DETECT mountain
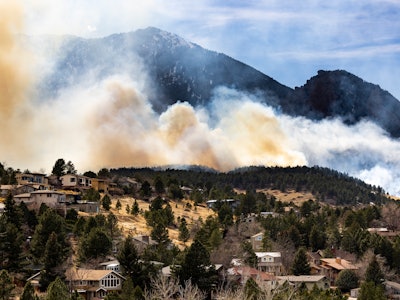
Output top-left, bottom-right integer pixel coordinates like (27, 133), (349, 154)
(283, 70), (400, 138)
(35, 27), (400, 137)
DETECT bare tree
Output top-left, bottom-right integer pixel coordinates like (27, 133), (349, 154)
(381, 202), (400, 230)
(177, 280), (204, 300)
(144, 275), (179, 300)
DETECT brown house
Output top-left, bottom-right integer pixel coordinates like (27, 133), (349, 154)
(319, 257), (358, 286)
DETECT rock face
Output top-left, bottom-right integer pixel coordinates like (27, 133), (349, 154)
(36, 27), (400, 137)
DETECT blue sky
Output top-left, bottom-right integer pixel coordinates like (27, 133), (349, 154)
(23, 0), (400, 99)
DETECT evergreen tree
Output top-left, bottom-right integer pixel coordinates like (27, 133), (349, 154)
(79, 228), (112, 260)
(151, 222), (170, 245)
(244, 277), (262, 300)
(21, 281), (39, 300)
(0, 217), (24, 271)
(335, 269), (359, 292)
(131, 200), (139, 216)
(291, 247), (311, 275)
(358, 281), (386, 300)
(107, 212), (119, 241)
(0, 270), (14, 300)
(117, 236), (142, 286)
(154, 176), (165, 195)
(102, 194), (111, 211)
(30, 209), (67, 261)
(116, 199), (122, 211)
(45, 277), (70, 300)
(51, 158), (66, 177)
(139, 181), (152, 198)
(175, 238), (217, 292)
(178, 217), (190, 242)
(242, 241), (257, 268)
(365, 255), (384, 286)
(40, 232), (64, 290)
(3, 193), (21, 229)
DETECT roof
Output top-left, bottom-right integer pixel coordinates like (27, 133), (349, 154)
(385, 281), (400, 291)
(227, 266), (276, 281)
(31, 190), (63, 195)
(255, 252), (281, 258)
(14, 193), (32, 198)
(320, 258), (357, 270)
(251, 232), (264, 238)
(278, 275), (327, 283)
(66, 269), (125, 281)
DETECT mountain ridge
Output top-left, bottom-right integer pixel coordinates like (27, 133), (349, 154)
(34, 27), (400, 138)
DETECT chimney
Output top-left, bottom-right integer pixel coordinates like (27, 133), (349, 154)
(335, 257), (341, 265)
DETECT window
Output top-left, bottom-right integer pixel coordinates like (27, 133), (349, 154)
(70, 177), (76, 182)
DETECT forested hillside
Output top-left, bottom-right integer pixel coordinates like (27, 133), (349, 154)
(111, 165), (388, 206)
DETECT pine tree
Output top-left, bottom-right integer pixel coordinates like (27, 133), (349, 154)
(358, 281), (386, 300)
(102, 194), (111, 211)
(40, 232), (64, 290)
(131, 200), (139, 216)
(0, 270), (14, 300)
(365, 255), (385, 285)
(79, 228), (112, 260)
(30, 209), (67, 261)
(117, 236), (141, 286)
(291, 247), (311, 275)
(178, 218), (190, 242)
(116, 199), (122, 211)
(175, 238), (217, 292)
(21, 281), (39, 300)
(45, 277), (70, 300)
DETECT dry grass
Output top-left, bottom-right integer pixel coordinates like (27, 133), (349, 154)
(107, 197), (216, 247)
(257, 188), (316, 206)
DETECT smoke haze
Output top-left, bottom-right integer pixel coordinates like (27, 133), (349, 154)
(2, 2), (400, 196)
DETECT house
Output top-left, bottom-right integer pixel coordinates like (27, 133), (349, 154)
(98, 260), (121, 273)
(0, 184), (36, 197)
(91, 178), (110, 193)
(250, 232), (264, 251)
(226, 266), (277, 288)
(60, 174), (92, 190)
(319, 257), (358, 286)
(308, 251), (324, 275)
(65, 268), (125, 300)
(13, 190), (67, 213)
(277, 275), (329, 290)
(16, 172), (48, 185)
(206, 199), (238, 210)
(384, 281), (400, 299)
(255, 252), (283, 275)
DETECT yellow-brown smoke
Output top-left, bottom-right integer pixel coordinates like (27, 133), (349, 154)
(0, 1), (34, 161)
(0, 1), (306, 172)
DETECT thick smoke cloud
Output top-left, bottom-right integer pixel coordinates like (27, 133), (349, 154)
(0, 2), (35, 162)
(3, 2), (400, 196)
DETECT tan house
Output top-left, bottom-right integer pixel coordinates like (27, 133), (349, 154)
(60, 174), (92, 190)
(255, 252), (283, 275)
(277, 275), (329, 290)
(14, 190), (66, 213)
(319, 257), (358, 285)
(16, 172), (49, 185)
(65, 268), (125, 300)
(250, 232), (264, 251)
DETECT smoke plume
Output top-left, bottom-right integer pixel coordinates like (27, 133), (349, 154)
(0, 1), (35, 161)
(2, 1), (400, 196)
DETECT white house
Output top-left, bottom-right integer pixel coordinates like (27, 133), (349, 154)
(255, 252), (283, 275)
